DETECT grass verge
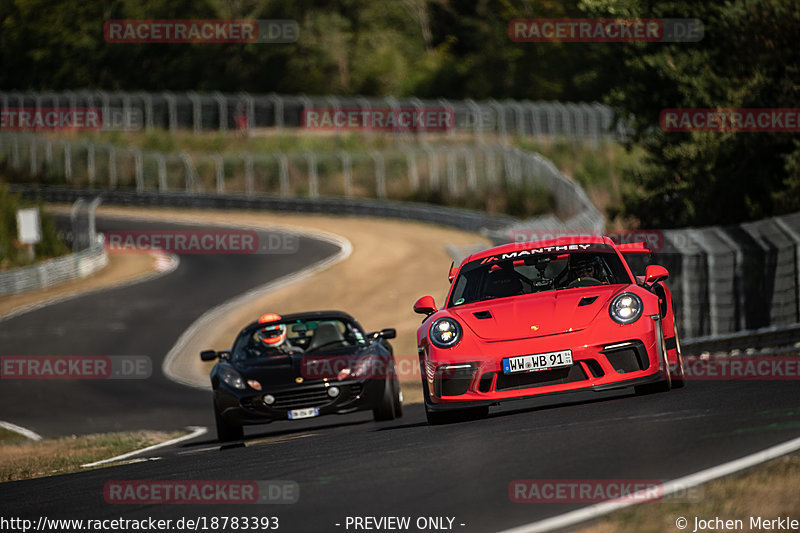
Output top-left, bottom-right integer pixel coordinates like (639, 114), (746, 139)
(576, 452), (800, 533)
(0, 430), (184, 483)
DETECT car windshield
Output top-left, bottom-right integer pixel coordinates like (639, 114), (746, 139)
(448, 244), (632, 306)
(231, 318), (365, 363)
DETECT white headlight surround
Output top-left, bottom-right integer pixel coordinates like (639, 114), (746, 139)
(429, 317), (463, 348)
(609, 292), (644, 325)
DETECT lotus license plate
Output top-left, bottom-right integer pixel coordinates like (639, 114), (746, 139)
(288, 407), (319, 420)
(503, 350), (573, 374)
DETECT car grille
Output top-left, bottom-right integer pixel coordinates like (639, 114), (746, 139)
(272, 388), (333, 409)
(495, 364), (588, 391)
(241, 383), (365, 411)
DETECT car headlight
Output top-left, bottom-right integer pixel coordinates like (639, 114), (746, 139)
(430, 317), (462, 348)
(220, 367), (246, 389)
(609, 292), (643, 324)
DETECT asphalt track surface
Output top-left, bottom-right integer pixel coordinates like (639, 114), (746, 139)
(0, 216), (341, 436)
(2, 218), (800, 533)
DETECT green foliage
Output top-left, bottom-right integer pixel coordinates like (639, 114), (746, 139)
(579, 0), (800, 227)
(0, 0), (619, 101)
(403, 183), (555, 218)
(0, 183), (69, 269)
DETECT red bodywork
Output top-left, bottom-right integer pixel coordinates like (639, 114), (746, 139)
(415, 236), (684, 416)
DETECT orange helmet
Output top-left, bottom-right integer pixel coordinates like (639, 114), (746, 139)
(257, 313), (286, 346)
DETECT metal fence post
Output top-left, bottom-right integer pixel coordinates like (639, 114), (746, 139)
(445, 147), (458, 195)
(370, 150), (386, 199)
(107, 144), (117, 188)
(213, 92), (227, 131)
(132, 147), (144, 191)
(277, 153), (290, 196)
(402, 147), (419, 192)
(11, 135), (20, 169)
(29, 136), (38, 176)
(188, 91), (202, 135)
(303, 151), (318, 198)
(422, 144), (438, 189)
(86, 142), (96, 185)
(338, 151), (353, 197)
(213, 153), (225, 193)
(163, 91), (178, 133)
(180, 152), (197, 192)
(269, 93), (284, 130)
(61, 140), (72, 182)
(774, 217), (800, 324)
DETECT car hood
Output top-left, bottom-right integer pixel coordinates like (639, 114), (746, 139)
(450, 285), (627, 342)
(233, 346), (376, 384)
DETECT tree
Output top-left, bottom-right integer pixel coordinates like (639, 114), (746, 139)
(579, 0), (800, 227)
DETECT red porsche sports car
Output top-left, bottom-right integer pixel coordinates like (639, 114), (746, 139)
(414, 236), (685, 424)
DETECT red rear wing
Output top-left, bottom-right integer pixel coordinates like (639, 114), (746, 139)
(616, 242), (652, 255)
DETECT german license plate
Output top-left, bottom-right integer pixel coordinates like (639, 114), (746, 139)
(288, 407), (319, 420)
(503, 350), (573, 374)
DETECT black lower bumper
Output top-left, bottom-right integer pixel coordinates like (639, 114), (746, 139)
(425, 371), (665, 412)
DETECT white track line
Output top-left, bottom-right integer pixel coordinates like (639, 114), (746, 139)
(498, 434), (800, 533)
(80, 425), (207, 468)
(0, 420), (43, 441)
(161, 224), (352, 389)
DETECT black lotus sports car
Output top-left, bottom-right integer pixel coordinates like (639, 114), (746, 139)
(201, 310), (402, 441)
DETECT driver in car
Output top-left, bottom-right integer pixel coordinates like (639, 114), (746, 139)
(255, 322), (303, 355)
(563, 255), (602, 287)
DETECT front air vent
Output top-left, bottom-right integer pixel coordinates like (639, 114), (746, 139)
(578, 296), (598, 307)
(473, 310), (493, 319)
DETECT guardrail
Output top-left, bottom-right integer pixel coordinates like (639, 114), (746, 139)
(8, 185), (518, 233)
(681, 323), (800, 356)
(488, 212), (800, 340)
(0, 243), (107, 296)
(0, 132), (604, 230)
(0, 90), (620, 144)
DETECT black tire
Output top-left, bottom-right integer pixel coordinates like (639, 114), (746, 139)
(373, 379), (397, 421)
(671, 325), (686, 389)
(392, 379), (403, 419)
(214, 402), (244, 442)
(635, 327), (672, 395)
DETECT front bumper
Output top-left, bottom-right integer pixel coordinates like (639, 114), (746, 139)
(215, 378), (387, 425)
(422, 315), (667, 408)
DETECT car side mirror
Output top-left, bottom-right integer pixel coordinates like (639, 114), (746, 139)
(200, 350), (218, 361)
(644, 264), (669, 284)
(413, 295), (437, 315)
